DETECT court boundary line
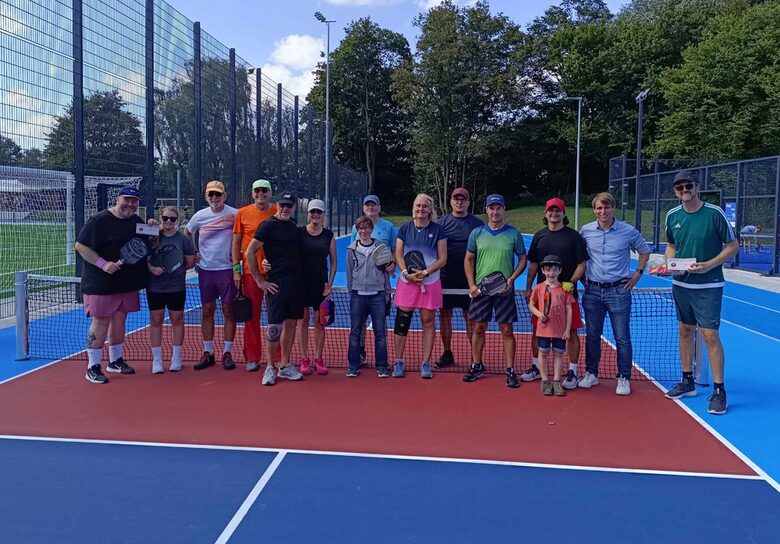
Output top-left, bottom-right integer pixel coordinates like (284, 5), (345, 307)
(214, 450), (286, 544)
(0, 434), (762, 482)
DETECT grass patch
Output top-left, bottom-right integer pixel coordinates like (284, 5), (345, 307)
(0, 224), (76, 296)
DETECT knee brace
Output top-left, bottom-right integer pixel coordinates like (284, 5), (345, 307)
(394, 309), (413, 337)
(266, 323), (282, 342)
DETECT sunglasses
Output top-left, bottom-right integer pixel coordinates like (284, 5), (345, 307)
(253, 187), (270, 193)
(309, 209), (324, 214)
(279, 203), (294, 209)
(207, 191), (223, 197)
(675, 183), (695, 191)
(161, 216), (178, 223)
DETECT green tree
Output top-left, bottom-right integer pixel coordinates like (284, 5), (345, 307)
(0, 135), (23, 165)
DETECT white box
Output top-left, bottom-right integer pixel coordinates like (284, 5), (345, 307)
(668, 258), (696, 273)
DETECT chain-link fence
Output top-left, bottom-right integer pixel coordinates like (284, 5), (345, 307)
(609, 156), (780, 275)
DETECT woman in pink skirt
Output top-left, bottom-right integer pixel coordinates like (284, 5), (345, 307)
(392, 193), (448, 379)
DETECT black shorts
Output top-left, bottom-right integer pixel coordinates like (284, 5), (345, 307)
(442, 293), (471, 312)
(468, 291), (517, 324)
(267, 280), (304, 323)
(302, 277), (327, 309)
(147, 290), (186, 312)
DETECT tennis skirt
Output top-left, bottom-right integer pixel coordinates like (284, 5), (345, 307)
(394, 279), (442, 311)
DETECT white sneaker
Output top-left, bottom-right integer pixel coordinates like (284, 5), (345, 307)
(578, 371), (599, 389)
(278, 363), (303, 381)
(246, 361), (259, 372)
(169, 360), (182, 372)
(616, 377), (631, 396)
(152, 360), (164, 374)
(262, 366), (276, 386)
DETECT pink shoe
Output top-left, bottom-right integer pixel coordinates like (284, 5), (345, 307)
(314, 357), (328, 375)
(300, 358), (313, 375)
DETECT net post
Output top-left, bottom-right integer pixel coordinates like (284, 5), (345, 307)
(693, 327), (710, 386)
(15, 272), (29, 360)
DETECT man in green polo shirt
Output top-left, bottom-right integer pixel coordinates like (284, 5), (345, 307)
(664, 170), (738, 415)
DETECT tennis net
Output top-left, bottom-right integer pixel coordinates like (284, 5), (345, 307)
(16, 273), (690, 382)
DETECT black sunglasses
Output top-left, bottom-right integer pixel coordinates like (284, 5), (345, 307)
(161, 216), (178, 222)
(207, 191), (223, 197)
(675, 183), (695, 191)
(253, 187), (270, 193)
(279, 202), (294, 209)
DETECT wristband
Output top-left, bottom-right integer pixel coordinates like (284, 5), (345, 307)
(233, 263), (241, 273)
(401, 269), (408, 277)
(423, 269), (429, 277)
(95, 257), (107, 269)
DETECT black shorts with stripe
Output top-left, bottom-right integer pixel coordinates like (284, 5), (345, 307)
(468, 290), (517, 324)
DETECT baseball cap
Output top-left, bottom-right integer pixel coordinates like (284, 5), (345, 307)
(485, 194), (505, 207)
(452, 187), (470, 199)
(540, 254), (563, 268)
(277, 193), (295, 206)
(205, 180), (225, 194)
(363, 195), (381, 205)
(118, 187), (140, 200)
(308, 199), (326, 212)
(673, 170), (697, 186)
(252, 179), (271, 191)
(545, 197), (566, 212)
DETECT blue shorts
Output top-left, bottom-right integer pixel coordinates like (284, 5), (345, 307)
(538, 337), (566, 353)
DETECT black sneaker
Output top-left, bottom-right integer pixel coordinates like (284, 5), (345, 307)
(506, 368), (520, 389)
(463, 363), (484, 382)
(665, 380), (697, 399)
(707, 388), (728, 415)
(520, 366), (541, 381)
(194, 352), (216, 370)
(106, 357), (135, 374)
(434, 350), (455, 369)
(222, 352), (236, 370)
(86, 365), (109, 384)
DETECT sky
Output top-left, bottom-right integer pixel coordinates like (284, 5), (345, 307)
(169, 0), (627, 98)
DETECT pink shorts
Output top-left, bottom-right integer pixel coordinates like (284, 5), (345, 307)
(394, 279), (442, 310)
(84, 292), (140, 318)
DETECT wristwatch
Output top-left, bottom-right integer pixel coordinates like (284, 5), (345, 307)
(636, 268), (645, 274)
(423, 269), (430, 277)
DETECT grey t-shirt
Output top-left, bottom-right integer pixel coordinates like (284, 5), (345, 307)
(148, 231), (196, 293)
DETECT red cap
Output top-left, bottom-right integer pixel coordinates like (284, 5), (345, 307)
(545, 198), (566, 212)
(451, 187), (470, 199)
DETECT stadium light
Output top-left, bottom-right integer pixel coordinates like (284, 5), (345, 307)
(315, 11), (335, 218)
(564, 96), (583, 229)
(633, 88), (651, 224)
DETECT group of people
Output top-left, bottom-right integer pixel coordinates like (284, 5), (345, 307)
(75, 169), (736, 414)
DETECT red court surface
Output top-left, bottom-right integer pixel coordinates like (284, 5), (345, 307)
(0, 360), (753, 476)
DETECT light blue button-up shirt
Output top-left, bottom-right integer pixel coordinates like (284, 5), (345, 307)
(580, 219), (651, 282)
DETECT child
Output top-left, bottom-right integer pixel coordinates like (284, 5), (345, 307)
(528, 255), (573, 396)
(346, 216), (392, 377)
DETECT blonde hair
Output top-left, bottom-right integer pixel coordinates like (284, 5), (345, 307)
(592, 192), (615, 208)
(412, 193), (437, 221)
(160, 205), (180, 219)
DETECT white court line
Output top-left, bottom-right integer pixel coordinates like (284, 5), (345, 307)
(720, 318), (780, 343)
(0, 434), (762, 482)
(214, 451), (287, 544)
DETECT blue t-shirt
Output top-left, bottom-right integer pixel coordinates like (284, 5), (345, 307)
(397, 220), (446, 285)
(438, 213), (484, 287)
(351, 218), (397, 251)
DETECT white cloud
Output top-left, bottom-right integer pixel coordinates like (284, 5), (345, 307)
(327, 0), (402, 5)
(263, 34), (323, 97)
(261, 63), (318, 98)
(418, 0), (445, 8)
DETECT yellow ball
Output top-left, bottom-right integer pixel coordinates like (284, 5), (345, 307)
(562, 281), (574, 292)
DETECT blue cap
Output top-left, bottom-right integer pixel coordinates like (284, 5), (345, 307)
(119, 187), (140, 200)
(485, 194), (505, 207)
(363, 195), (380, 205)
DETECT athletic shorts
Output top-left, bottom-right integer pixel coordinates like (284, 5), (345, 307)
(394, 278), (442, 311)
(147, 290), (186, 312)
(84, 292), (140, 318)
(672, 284), (723, 330)
(538, 337), (566, 353)
(302, 277), (327, 309)
(198, 268), (236, 304)
(267, 280), (304, 323)
(468, 291), (517, 324)
(532, 298), (583, 330)
(442, 292), (471, 312)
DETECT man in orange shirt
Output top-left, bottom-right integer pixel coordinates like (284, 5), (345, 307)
(232, 179), (278, 371)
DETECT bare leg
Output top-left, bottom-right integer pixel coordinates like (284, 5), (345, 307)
(298, 307), (310, 359)
(201, 301), (216, 343)
(439, 308), (453, 351)
(280, 319), (297, 365)
(169, 310), (184, 346)
(222, 301), (236, 342)
(678, 322), (696, 373)
(149, 309), (165, 347)
(471, 321), (487, 364)
(500, 322), (515, 368)
(421, 309), (435, 362)
(700, 328), (725, 383)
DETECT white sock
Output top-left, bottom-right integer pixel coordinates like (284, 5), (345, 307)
(172, 345), (183, 362)
(151, 346), (162, 362)
(569, 362), (578, 373)
(87, 348), (102, 369)
(204, 340), (214, 354)
(532, 357), (539, 368)
(223, 341), (233, 354)
(108, 343), (123, 362)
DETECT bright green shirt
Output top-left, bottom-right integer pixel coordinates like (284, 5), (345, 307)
(467, 224), (526, 285)
(665, 203), (735, 288)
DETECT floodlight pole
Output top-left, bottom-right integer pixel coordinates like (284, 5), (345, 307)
(634, 88), (651, 226)
(315, 11), (335, 220)
(563, 97), (583, 229)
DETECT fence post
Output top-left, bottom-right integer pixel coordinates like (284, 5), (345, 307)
(652, 160), (660, 251)
(620, 156), (628, 221)
(193, 22), (202, 191)
(734, 162), (743, 268)
(144, 0), (155, 219)
(255, 68), (262, 178)
(15, 272), (28, 360)
(276, 83), (283, 187)
(73, 0), (85, 278)
(774, 157), (780, 275)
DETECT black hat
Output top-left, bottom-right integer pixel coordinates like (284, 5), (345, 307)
(540, 254), (562, 268)
(277, 193), (295, 205)
(673, 170), (697, 186)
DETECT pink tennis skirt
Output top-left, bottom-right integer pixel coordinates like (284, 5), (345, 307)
(394, 278), (443, 310)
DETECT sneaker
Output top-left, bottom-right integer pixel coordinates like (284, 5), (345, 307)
(377, 367), (389, 378)
(392, 360), (405, 378)
(578, 371), (599, 389)
(245, 361), (259, 372)
(463, 363), (484, 382)
(359, 347), (367, 367)
(152, 360), (164, 374)
(420, 361), (433, 379)
(314, 357), (328, 375)
(506, 368), (520, 389)
(665, 380), (697, 399)
(278, 363), (303, 381)
(541, 380), (553, 396)
(561, 370), (578, 389)
(346, 368), (359, 378)
(434, 350), (455, 368)
(86, 365), (109, 384)
(616, 376), (631, 396)
(707, 388), (728, 415)
(553, 380), (566, 396)
(169, 360), (182, 372)
(262, 365), (276, 386)
(194, 352), (216, 370)
(222, 352), (236, 370)
(300, 358), (313, 375)
(521, 366), (541, 381)
(106, 358), (135, 374)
